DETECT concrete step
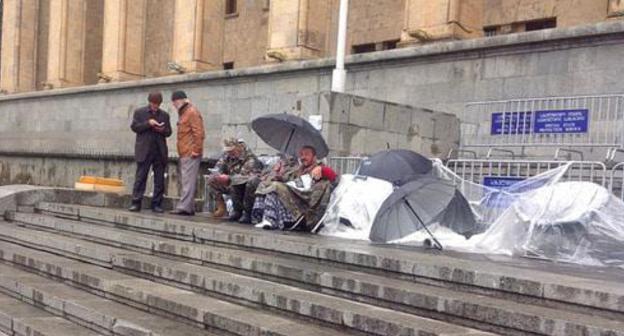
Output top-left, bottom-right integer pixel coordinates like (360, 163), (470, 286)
(0, 239), (354, 336)
(0, 292), (102, 336)
(7, 213), (624, 335)
(0, 263), (221, 336)
(6, 212), (624, 336)
(34, 202), (624, 316)
(114, 252), (624, 336)
(0, 220), (492, 336)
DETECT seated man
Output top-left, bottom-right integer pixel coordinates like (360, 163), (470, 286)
(252, 145), (338, 231)
(206, 138), (263, 223)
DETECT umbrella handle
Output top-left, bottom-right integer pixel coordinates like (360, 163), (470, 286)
(403, 199), (444, 250)
(311, 214), (326, 233)
(286, 215), (305, 231)
(283, 128), (295, 154)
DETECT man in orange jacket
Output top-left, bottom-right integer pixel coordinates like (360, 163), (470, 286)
(170, 90), (205, 215)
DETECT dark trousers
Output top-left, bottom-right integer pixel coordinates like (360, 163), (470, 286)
(230, 176), (261, 214)
(132, 151), (166, 208)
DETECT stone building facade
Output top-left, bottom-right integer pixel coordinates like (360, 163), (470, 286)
(1, 0), (623, 94)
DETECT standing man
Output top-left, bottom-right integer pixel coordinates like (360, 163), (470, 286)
(170, 90), (205, 216)
(129, 91), (172, 213)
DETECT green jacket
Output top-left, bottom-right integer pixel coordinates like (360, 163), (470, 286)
(215, 149), (263, 185)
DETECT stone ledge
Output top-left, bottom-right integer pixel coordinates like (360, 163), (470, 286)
(0, 186), (204, 215)
(1, 21), (623, 102)
(0, 150), (219, 163)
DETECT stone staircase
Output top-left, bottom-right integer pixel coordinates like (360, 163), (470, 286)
(0, 200), (623, 336)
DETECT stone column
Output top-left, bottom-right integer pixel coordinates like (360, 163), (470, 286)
(171, 0), (224, 73)
(46, 0), (103, 89)
(399, 0), (483, 46)
(608, 0), (624, 18)
(266, 0), (331, 62)
(0, 0), (40, 93)
(100, 0), (147, 82)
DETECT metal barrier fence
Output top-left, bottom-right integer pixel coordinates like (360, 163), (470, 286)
(609, 162), (624, 201)
(446, 159), (608, 201)
(459, 95), (624, 159)
(447, 159), (607, 185)
(328, 157), (364, 175)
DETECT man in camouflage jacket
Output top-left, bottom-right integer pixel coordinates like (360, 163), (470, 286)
(254, 146), (338, 231)
(207, 138), (263, 223)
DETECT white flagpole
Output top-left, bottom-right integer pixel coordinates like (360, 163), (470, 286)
(331, 0), (349, 93)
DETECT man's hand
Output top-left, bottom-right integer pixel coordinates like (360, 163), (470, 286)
(311, 166), (322, 180)
(215, 174), (230, 185)
(149, 119), (166, 133)
(272, 160), (284, 173)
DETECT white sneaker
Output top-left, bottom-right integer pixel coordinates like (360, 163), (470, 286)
(254, 219), (273, 230)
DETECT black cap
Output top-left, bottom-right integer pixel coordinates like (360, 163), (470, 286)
(171, 90), (187, 101)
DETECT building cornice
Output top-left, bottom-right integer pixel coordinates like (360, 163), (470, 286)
(1, 20), (623, 102)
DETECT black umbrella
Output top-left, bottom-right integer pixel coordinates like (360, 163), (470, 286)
(369, 176), (477, 248)
(357, 149), (432, 185)
(251, 113), (329, 159)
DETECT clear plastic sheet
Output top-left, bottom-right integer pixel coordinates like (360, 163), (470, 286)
(319, 174), (394, 240)
(473, 181), (624, 267)
(321, 161), (624, 268)
(432, 160), (571, 227)
(256, 155), (281, 170)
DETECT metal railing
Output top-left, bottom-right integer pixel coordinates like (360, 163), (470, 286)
(328, 157), (364, 175)
(608, 162), (624, 201)
(446, 159), (608, 201)
(458, 95), (624, 159)
(447, 159), (607, 184)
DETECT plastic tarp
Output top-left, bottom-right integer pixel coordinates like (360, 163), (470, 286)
(474, 181), (624, 267)
(320, 161), (624, 268)
(319, 174), (394, 240)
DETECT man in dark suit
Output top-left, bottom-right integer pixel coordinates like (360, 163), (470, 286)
(129, 91), (172, 213)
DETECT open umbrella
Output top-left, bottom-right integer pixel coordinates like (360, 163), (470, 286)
(251, 113), (329, 159)
(357, 149), (432, 185)
(369, 176), (477, 248)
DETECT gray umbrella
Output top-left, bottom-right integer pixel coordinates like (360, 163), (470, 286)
(357, 149), (432, 186)
(369, 176), (477, 247)
(251, 113), (329, 159)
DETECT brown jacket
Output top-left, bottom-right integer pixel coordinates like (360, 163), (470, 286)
(176, 103), (205, 157)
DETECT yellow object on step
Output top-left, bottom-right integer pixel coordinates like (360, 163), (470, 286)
(79, 176), (124, 187)
(74, 182), (125, 194)
(75, 176), (126, 194)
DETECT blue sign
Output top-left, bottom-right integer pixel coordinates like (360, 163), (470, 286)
(533, 109), (589, 134)
(482, 176), (525, 208)
(483, 176), (525, 189)
(490, 112), (532, 135)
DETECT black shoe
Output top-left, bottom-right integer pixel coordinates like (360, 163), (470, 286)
(228, 211), (242, 222)
(238, 212), (251, 224)
(128, 204), (141, 212)
(169, 209), (194, 216)
(151, 206), (164, 214)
